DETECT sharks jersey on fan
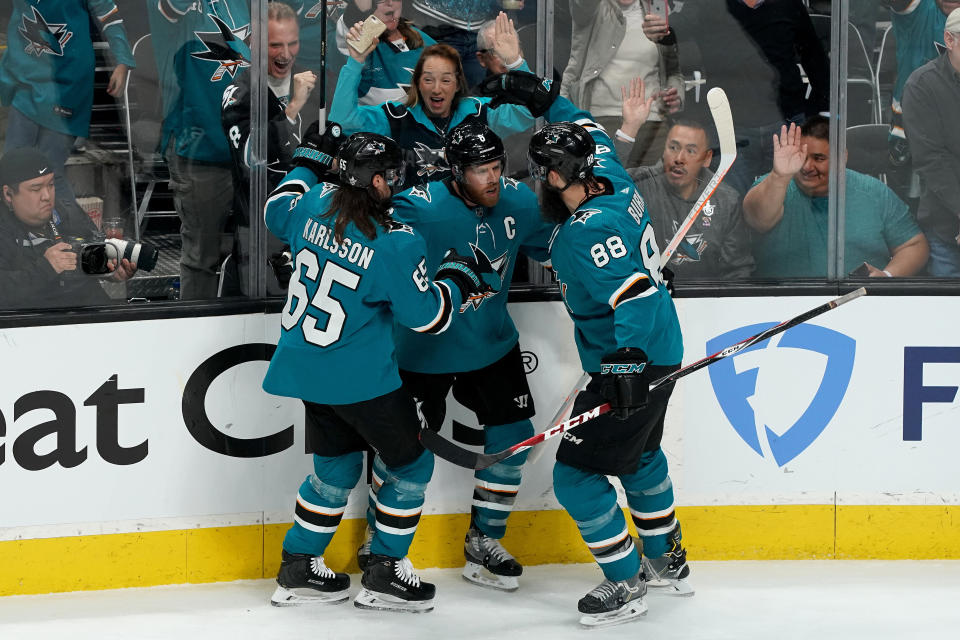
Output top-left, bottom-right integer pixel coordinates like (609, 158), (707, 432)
(411, 0), (500, 31)
(389, 177), (555, 373)
(0, 0), (135, 138)
(330, 57), (533, 186)
(262, 167), (463, 405)
(544, 97), (683, 372)
(147, 0), (251, 163)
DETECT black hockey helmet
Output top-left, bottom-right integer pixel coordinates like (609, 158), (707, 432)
(445, 122), (505, 181)
(527, 122), (596, 185)
(337, 132), (405, 191)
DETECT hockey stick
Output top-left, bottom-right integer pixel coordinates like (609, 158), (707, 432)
(660, 87), (736, 265)
(525, 371), (591, 465)
(317, 0), (328, 131)
(421, 287), (867, 470)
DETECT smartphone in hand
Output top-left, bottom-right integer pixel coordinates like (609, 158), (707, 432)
(348, 14), (387, 53)
(648, 0), (669, 28)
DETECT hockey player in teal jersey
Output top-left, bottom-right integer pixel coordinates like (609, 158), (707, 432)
(358, 121), (555, 592)
(520, 79), (692, 626)
(0, 0), (135, 208)
(330, 17), (538, 186)
(263, 129), (493, 612)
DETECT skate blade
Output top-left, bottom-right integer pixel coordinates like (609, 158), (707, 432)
(462, 561), (519, 592)
(646, 577), (695, 597)
(578, 600), (648, 628)
(270, 584), (349, 606)
(353, 588), (434, 613)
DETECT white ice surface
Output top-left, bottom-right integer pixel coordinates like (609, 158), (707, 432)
(2, 561), (959, 640)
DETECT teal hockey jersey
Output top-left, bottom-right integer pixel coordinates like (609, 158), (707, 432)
(0, 0), (135, 137)
(262, 167), (463, 405)
(147, 0), (251, 163)
(390, 177), (555, 373)
(544, 97), (683, 372)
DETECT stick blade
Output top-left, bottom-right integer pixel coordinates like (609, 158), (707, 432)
(419, 428), (481, 469)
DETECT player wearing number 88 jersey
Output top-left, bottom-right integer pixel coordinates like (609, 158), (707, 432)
(528, 94), (692, 628)
(262, 132), (487, 613)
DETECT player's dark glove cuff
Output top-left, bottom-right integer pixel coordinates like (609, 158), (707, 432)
(268, 246), (294, 290)
(600, 347), (649, 420)
(435, 247), (494, 302)
(479, 70), (561, 118)
(662, 266), (675, 296)
(292, 121), (345, 177)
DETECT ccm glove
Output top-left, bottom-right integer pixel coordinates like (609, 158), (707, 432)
(479, 70), (561, 118)
(267, 245), (294, 290)
(434, 247), (497, 302)
(292, 120), (346, 177)
(600, 348), (649, 420)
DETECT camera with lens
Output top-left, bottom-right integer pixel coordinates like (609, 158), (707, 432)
(70, 238), (159, 275)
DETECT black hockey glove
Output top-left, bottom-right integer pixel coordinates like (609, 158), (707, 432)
(267, 245), (294, 290)
(662, 266), (675, 297)
(600, 348), (649, 420)
(292, 120), (346, 178)
(434, 247), (498, 303)
(479, 70), (561, 118)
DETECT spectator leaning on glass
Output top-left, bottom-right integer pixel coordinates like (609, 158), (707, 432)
(616, 79), (753, 280)
(743, 116), (929, 279)
(0, 0), (135, 211)
(902, 8), (960, 277)
(330, 12), (537, 186)
(0, 149), (137, 310)
(561, 0), (683, 168)
(336, 0), (437, 105)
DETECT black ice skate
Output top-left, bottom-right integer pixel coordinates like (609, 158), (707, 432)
(641, 525), (694, 596)
(357, 526), (373, 571)
(353, 555), (436, 613)
(270, 550), (350, 606)
(462, 526), (522, 591)
(577, 573), (648, 628)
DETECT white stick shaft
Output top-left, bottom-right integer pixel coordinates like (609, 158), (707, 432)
(660, 87), (736, 264)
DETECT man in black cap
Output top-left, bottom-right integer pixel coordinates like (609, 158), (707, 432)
(0, 148), (136, 310)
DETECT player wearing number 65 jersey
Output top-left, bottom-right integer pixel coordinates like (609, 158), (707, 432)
(262, 130), (493, 613)
(527, 94), (692, 628)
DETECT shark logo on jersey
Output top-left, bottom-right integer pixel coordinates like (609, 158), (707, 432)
(18, 7), (72, 57)
(460, 242), (509, 311)
(413, 142), (448, 177)
(502, 176), (521, 190)
(315, 182), (337, 200)
(192, 15), (251, 81)
(382, 216), (415, 234)
(407, 184), (432, 202)
(707, 323), (856, 466)
(571, 208), (601, 225)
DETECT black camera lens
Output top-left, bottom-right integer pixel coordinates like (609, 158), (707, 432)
(105, 238), (159, 272)
(77, 243), (111, 275)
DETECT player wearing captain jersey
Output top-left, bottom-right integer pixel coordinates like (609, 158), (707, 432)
(496, 73), (692, 626)
(352, 122), (556, 592)
(262, 129), (493, 613)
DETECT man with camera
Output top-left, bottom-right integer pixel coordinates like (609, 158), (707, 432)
(0, 148), (138, 310)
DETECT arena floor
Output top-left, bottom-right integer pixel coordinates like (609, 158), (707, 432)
(2, 560), (958, 639)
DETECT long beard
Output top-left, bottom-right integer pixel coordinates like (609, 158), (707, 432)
(539, 187), (571, 224)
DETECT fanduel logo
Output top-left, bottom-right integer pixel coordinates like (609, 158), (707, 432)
(707, 323), (856, 466)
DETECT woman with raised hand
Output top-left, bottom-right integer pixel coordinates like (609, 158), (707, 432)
(330, 11), (536, 186)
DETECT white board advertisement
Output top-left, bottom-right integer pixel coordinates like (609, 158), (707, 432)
(1, 296), (958, 541)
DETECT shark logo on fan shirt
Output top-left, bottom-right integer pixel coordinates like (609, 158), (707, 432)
(192, 15), (251, 81)
(707, 323), (856, 466)
(19, 7), (72, 57)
